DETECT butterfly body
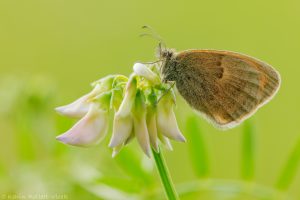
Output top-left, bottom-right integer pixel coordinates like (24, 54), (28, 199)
(160, 49), (281, 129)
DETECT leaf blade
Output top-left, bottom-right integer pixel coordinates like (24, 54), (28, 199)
(186, 116), (209, 178)
(241, 120), (256, 181)
(276, 138), (300, 190)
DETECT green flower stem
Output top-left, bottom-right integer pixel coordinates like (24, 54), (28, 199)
(152, 147), (179, 200)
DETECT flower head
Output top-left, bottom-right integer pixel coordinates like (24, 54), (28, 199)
(56, 63), (185, 157)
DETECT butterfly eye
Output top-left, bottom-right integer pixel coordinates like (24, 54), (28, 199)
(160, 49), (174, 60)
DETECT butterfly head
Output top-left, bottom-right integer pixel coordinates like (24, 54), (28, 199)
(160, 49), (175, 60)
(157, 47), (177, 83)
(156, 42), (175, 61)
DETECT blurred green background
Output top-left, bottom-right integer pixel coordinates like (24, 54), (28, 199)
(0, 0), (299, 199)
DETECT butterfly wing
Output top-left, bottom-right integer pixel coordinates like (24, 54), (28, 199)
(173, 50), (281, 129)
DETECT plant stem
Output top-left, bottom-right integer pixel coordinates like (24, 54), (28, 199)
(152, 147), (179, 200)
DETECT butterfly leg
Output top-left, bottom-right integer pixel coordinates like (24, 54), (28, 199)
(156, 81), (176, 104)
(137, 60), (163, 65)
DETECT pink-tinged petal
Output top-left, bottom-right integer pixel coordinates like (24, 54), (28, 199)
(56, 103), (109, 147)
(116, 74), (137, 117)
(147, 107), (159, 152)
(133, 63), (160, 84)
(55, 77), (114, 118)
(55, 94), (90, 118)
(109, 113), (133, 148)
(156, 93), (186, 142)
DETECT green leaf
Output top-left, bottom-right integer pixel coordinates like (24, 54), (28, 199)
(241, 120), (256, 181)
(186, 116), (209, 178)
(275, 138), (300, 190)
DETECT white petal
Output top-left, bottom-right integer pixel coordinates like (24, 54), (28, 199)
(132, 89), (151, 157)
(55, 94), (90, 118)
(109, 113), (133, 148)
(133, 63), (159, 84)
(134, 116), (151, 157)
(157, 103), (186, 142)
(56, 103), (109, 147)
(147, 109), (159, 152)
(55, 84), (104, 118)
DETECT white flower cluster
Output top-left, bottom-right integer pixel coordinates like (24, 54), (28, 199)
(56, 63), (186, 157)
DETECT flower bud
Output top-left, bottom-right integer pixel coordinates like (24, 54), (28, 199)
(116, 74), (137, 117)
(133, 63), (160, 85)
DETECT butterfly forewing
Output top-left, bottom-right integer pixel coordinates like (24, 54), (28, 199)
(172, 50), (280, 129)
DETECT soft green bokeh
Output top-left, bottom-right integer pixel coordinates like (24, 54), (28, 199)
(0, 0), (299, 199)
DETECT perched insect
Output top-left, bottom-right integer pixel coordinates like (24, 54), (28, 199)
(159, 48), (281, 129)
(141, 26), (281, 129)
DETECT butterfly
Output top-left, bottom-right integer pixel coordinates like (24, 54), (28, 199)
(159, 48), (281, 129)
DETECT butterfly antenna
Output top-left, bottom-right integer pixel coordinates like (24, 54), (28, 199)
(140, 25), (167, 51)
